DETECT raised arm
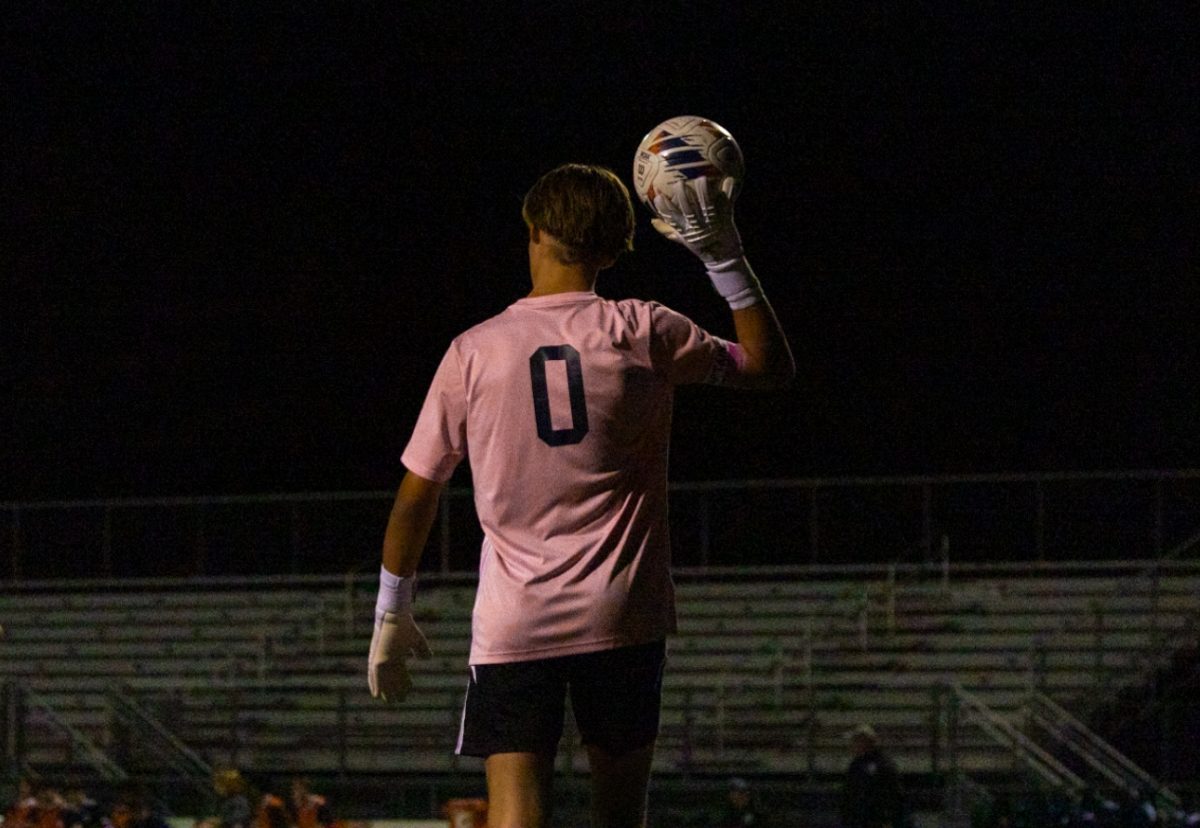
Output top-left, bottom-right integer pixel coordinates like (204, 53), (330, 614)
(652, 177), (795, 389)
(730, 297), (795, 389)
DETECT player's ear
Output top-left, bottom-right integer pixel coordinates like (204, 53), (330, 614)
(529, 224), (541, 244)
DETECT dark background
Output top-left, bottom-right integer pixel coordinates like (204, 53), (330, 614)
(3, 3), (1197, 501)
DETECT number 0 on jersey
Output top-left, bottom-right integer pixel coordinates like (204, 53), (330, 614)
(529, 345), (589, 446)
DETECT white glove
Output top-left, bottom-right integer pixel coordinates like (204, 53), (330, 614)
(652, 178), (764, 310)
(368, 566), (432, 702)
(651, 176), (743, 264)
(368, 610), (432, 702)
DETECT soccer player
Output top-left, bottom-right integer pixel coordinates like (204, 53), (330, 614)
(368, 163), (793, 828)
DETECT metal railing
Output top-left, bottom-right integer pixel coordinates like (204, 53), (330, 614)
(946, 683), (1087, 795)
(1023, 691), (1181, 808)
(2, 470), (1198, 580)
(2, 682), (128, 784)
(106, 684), (214, 797)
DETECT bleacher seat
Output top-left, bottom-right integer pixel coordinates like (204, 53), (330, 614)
(1, 563), (1197, 779)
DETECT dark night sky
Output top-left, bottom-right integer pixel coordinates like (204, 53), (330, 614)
(3, 3), (1197, 501)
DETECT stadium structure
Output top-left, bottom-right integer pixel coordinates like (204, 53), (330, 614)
(1, 470), (1198, 825)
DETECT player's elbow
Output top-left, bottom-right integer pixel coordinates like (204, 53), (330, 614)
(741, 351), (795, 390)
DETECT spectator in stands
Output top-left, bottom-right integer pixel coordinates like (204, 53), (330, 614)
(108, 785), (169, 828)
(197, 770), (289, 828)
(61, 786), (100, 828)
(289, 777), (334, 828)
(255, 790), (289, 828)
(713, 777), (769, 827)
(107, 801), (136, 828)
(32, 785), (67, 828)
(839, 724), (907, 828)
(5, 777), (37, 828)
(197, 769), (253, 828)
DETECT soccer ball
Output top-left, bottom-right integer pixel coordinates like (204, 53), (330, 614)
(632, 116), (744, 211)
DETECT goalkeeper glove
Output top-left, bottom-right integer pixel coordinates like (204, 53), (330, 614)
(367, 566), (432, 703)
(651, 177), (763, 310)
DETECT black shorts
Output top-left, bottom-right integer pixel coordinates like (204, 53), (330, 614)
(456, 639), (667, 758)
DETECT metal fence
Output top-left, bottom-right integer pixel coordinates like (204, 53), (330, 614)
(2, 470), (1198, 580)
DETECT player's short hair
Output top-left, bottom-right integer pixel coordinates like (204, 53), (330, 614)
(522, 163), (635, 266)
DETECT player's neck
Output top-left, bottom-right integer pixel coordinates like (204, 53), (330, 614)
(528, 262), (597, 297)
(527, 230), (598, 296)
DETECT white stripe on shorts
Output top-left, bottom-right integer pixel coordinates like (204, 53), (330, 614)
(455, 666), (477, 755)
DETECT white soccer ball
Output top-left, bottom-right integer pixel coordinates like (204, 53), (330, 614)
(632, 116), (744, 212)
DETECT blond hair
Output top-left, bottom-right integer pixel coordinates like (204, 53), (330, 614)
(522, 164), (635, 265)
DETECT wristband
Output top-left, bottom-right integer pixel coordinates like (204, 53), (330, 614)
(706, 256), (764, 310)
(375, 565), (415, 621)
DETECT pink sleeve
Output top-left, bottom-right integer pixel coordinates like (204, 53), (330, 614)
(649, 303), (745, 386)
(400, 344), (468, 482)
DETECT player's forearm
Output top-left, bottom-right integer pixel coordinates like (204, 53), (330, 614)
(730, 296), (795, 390)
(381, 471), (443, 577)
(701, 253), (794, 388)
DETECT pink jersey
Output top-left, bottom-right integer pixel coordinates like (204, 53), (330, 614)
(402, 290), (738, 664)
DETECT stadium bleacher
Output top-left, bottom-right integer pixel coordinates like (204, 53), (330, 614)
(2, 562), (1197, 792)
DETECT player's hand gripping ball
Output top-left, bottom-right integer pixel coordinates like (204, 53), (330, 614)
(634, 117), (745, 263)
(650, 177), (743, 264)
